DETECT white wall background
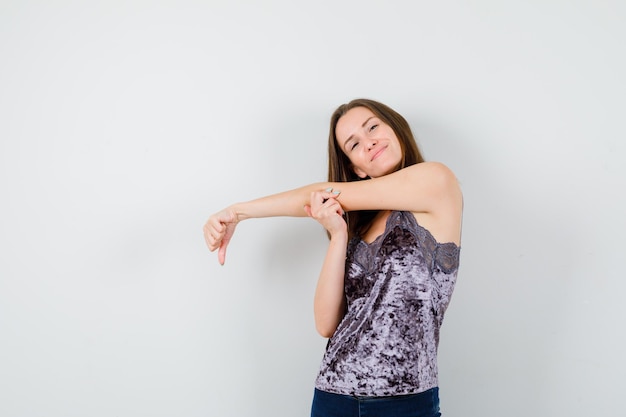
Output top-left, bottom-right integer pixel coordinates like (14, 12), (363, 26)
(1, 1), (624, 416)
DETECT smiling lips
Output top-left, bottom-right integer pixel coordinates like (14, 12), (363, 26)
(371, 145), (387, 161)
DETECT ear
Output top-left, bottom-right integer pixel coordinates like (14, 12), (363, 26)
(352, 165), (368, 179)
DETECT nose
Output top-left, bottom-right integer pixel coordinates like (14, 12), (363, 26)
(366, 138), (378, 150)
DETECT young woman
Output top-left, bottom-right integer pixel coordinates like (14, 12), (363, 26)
(204, 99), (463, 417)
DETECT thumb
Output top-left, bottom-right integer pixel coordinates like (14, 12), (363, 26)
(218, 241), (228, 265)
(217, 224), (234, 265)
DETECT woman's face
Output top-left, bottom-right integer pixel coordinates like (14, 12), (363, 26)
(335, 106), (403, 179)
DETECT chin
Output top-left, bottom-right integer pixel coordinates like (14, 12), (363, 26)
(383, 162), (403, 176)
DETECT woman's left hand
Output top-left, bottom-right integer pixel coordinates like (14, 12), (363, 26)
(304, 189), (347, 237)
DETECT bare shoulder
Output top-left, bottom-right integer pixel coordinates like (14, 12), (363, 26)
(401, 162), (461, 202)
(402, 161), (458, 183)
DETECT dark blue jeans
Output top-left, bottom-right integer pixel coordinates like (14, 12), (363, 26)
(311, 387), (441, 417)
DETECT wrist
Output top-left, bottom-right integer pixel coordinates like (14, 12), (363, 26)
(225, 203), (245, 223)
(328, 228), (348, 243)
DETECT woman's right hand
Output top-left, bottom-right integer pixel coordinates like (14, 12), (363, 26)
(304, 189), (347, 237)
(203, 207), (239, 265)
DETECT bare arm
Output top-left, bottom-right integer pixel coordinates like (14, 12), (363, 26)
(335, 162), (459, 214)
(313, 232), (347, 337)
(203, 161), (461, 263)
(305, 190), (349, 337)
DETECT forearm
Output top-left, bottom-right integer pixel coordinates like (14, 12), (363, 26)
(230, 182), (332, 221)
(314, 232), (348, 338)
(205, 183), (338, 265)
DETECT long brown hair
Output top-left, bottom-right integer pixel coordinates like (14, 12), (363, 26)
(327, 99), (425, 239)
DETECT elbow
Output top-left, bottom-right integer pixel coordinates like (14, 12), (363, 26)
(314, 296), (345, 338)
(316, 324), (336, 339)
(315, 318), (339, 338)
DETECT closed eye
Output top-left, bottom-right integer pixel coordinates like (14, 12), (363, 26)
(351, 141), (359, 150)
(369, 124), (378, 131)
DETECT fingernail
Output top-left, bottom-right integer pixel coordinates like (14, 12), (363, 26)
(324, 187), (333, 192)
(332, 190), (341, 195)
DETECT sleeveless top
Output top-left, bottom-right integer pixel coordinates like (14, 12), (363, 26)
(314, 210), (460, 397)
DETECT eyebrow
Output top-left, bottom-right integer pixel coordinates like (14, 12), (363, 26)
(343, 116), (375, 150)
